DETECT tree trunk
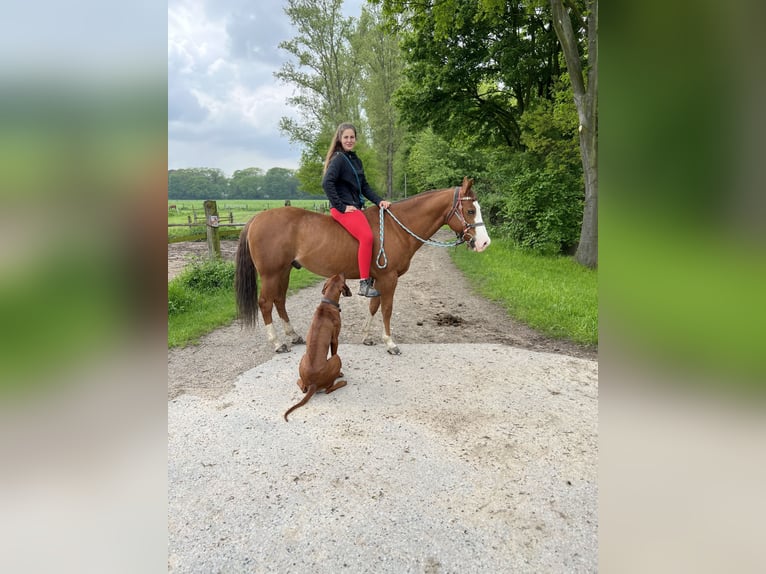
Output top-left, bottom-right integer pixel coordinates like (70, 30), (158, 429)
(550, 0), (598, 268)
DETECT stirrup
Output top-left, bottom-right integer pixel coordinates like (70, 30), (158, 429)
(359, 279), (380, 298)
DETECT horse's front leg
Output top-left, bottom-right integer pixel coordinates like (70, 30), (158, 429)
(361, 297), (380, 346)
(367, 276), (400, 355)
(379, 290), (401, 355)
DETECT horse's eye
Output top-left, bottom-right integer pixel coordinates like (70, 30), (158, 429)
(467, 209), (475, 215)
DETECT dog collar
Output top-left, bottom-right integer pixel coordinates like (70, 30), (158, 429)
(320, 297), (340, 310)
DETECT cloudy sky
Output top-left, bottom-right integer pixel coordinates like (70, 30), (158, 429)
(168, 0), (363, 176)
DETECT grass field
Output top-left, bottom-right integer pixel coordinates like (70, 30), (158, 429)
(168, 199), (329, 242)
(450, 237), (598, 345)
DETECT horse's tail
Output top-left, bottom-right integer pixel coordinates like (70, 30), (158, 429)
(284, 384), (317, 422)
(235, 219), (259, 327)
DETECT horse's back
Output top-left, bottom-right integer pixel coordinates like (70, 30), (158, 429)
(247, 207), (318, 240)
(247, 207), (361, 277)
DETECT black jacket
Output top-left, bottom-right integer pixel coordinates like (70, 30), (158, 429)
(322, 151), (384, 213)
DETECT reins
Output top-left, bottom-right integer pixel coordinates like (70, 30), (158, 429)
(375, 187), (476, 269)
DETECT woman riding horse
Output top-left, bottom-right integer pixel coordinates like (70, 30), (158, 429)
(322, 123), (391, 297)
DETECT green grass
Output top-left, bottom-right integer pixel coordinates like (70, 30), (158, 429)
(167, 199), (328, 241)
(168, 259), (322, 348)
(450, 237), (598, 346)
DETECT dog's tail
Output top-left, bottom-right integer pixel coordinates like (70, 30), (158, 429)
(284, 385), (317, 422)
(235, 218), (259, 327)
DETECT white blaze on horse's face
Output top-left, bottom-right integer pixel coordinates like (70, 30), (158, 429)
(471, 201), (491, 252)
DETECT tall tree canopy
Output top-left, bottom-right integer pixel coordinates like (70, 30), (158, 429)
(380, 0), (563, 150)
(356, 5), (406, 197)
(276, 0), (362, 147)
(377, 0), (597, 267)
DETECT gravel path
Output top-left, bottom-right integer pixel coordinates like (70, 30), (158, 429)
(168, 232), (598, 572)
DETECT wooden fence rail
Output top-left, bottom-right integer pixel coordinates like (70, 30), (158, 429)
(166, 200), (229, 258)
(168, 200), (330, 259)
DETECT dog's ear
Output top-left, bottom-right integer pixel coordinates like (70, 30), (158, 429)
(321, 280), (329, 294)
(342, 283), (352, 297)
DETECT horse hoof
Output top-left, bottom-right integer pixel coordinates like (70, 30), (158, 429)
(387, 346), (401, 355)
(362, 338), (375, 346)
(291, 336), (305, 345)
(275, 344), (290, 353)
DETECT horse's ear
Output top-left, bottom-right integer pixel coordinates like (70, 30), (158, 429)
(462, 176), (474, 190)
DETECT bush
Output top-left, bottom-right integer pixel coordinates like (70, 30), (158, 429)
(168, 281), (196, 316)
(481, 152), (583, 255)
(502, 163), (583, 255)
(178, 258), (235, 293)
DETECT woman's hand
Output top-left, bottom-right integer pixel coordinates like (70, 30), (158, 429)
(345, 205), (357, 212)
(379, 201), (391, 210)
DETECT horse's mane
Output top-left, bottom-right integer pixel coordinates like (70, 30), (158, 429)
(389, 186), (454, 207)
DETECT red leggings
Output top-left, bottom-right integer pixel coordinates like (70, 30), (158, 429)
(330, 208), (373, 278)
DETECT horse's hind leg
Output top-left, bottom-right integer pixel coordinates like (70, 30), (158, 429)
(274, 268), (305, 346)
(275, 299), (304, 345)
(259, 274), (290, 353)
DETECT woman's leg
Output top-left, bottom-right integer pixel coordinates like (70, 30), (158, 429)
(330, 208), (373, 278)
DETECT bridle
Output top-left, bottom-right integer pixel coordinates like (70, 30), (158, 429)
(445, 186), (485, 248)
(375, 185), (485, 269)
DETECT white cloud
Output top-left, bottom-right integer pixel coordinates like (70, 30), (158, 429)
(168, 0), (302, 175)
(168, 0), (366, 175)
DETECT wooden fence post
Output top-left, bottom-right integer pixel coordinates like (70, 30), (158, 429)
(204, 200), (221, 259)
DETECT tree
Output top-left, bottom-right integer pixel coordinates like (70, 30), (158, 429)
(406, 128), (488, 192)
(229, 167), (264, 199)
(262, 167), (300, 199)
(276, 0), (362, 148)
(379, 0), (562, 150)
(356, 5), (406, 198)
(168, 168), (228, 199)
(379, 0), (597, 266)
(549, 0), (597, 268)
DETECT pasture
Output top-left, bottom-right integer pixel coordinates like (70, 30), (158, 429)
(168, 199), (329, 242)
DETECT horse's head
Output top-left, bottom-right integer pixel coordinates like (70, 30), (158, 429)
(445, 177), (491, 252)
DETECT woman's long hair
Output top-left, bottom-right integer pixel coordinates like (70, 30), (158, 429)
(323, 122), (356, 174)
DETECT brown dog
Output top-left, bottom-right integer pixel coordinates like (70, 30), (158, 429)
(284, 273), (352, 421)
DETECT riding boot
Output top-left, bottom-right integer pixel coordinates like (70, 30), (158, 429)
(359, 278), (380, 298)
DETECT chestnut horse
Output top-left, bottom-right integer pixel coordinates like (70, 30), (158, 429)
(235, 176), (491, 355)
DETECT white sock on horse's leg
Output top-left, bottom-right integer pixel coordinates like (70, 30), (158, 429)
(382, 333), (399, 353)
(264, 323), (282, 351)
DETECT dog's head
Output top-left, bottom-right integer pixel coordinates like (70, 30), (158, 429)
(321, 273), (352, 301)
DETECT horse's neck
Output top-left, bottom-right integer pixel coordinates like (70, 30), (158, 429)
(387, 189), (452, 249)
